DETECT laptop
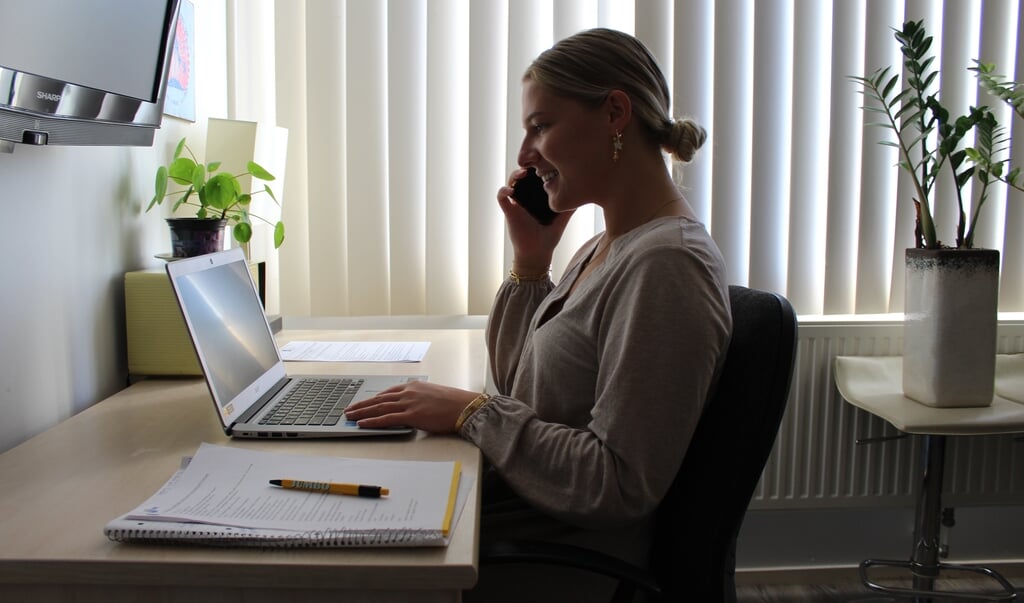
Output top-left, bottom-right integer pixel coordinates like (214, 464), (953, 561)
(166, 248), (419, 438)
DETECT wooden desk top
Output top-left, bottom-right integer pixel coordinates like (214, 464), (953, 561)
(0, 329), (486, 594)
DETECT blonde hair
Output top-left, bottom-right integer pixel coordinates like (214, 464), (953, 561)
(523, 28), (706, 163)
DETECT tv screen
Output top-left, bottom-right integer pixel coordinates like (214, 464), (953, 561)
(0, 0), (180, 148)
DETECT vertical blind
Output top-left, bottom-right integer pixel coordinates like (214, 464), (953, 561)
(236, 0), (1024, 317)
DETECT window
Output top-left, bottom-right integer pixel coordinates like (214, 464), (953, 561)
(240, 0), (1024, 317)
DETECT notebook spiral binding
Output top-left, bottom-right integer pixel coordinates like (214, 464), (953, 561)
(105, 520), (443, 548)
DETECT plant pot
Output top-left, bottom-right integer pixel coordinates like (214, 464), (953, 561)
(167, 218), (228, 258)
(903, 248), (999, 407)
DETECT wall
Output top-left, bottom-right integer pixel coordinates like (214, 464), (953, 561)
(0, 1), (228, 454)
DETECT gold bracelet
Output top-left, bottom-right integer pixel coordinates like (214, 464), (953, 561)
(454, 393), (491, 431)
(509, 268), (550, 285)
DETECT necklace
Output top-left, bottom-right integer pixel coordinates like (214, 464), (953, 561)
(642, 195), (686, 223)
(589, 195), (686, 262)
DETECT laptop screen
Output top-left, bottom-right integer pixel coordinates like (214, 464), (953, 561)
(171, 253), (281, 414)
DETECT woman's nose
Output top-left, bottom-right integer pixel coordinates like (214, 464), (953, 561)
(517, 138), (536, 167)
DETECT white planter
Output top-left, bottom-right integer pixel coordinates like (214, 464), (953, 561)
(903, 248), (999, 407)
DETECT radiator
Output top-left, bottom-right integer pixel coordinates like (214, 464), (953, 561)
(750, 317), (1024, 510)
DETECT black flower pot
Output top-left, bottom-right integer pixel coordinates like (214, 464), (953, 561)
(167, 218), (228, 258)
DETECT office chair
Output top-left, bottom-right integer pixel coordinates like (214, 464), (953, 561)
(479, 285), (799, 602)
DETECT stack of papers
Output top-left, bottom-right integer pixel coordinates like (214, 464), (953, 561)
(105, 443), (470, 548)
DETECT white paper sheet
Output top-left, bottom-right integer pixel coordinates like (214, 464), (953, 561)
(121, 443), (462, 534)
(280, 341), (430, 362)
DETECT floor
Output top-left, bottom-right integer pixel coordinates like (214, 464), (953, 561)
(737, 576), (1024, 602)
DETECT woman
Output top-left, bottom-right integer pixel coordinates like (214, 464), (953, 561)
(346, 27), (731, 598)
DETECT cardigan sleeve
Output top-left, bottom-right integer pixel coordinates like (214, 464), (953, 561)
(485, 277), (553, 395)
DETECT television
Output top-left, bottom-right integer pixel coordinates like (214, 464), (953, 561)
(0, 0), (181, 149)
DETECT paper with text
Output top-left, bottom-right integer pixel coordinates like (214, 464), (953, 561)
(280, 341), (430, 362)
(121, 443), (462, 535)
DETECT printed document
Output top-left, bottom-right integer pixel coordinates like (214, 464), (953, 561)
(280, 341), (430, 362)
(117, 443), (465, 535)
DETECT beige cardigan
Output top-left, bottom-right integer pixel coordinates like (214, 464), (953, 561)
(462, 216), (731, 546)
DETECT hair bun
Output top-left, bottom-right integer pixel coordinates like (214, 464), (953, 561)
(664, 118), (707, 163)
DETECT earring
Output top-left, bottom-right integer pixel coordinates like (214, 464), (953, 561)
(612, 130), (623, 162)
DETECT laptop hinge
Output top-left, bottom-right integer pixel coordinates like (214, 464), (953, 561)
(235, 378), (292, 425)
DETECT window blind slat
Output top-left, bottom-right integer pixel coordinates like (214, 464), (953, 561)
(304, 0), (349, 316)
(854, 2), (901, 314)
(672, 0), (715, 230)
(345, 0), (390, 315)
(709, 0), (755, 286)
(749, 0), (794, 295)
(822, 0), (865, 315)
(424, 0), (470, 315)
(387, 0), (429, 314)
(786, 0), (832, 315)
(467, 1), (509, 315)
(998, 5), (1024, 310)
(273, 0), (311, 316)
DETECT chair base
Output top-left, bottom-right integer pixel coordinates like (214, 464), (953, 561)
(859, 558), (1018, 602)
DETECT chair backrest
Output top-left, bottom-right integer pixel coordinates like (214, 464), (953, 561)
(650, 285), (798, 602)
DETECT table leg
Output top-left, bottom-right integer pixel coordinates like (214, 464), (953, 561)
(858, 433), (1018, 602)
(909, 434), (945, 600)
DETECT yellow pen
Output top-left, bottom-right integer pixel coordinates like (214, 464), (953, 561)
(269, 479), (390, 498)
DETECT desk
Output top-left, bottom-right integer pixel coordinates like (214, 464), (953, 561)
(835, 355), (1024, 602)
(0, 328), (486, 603)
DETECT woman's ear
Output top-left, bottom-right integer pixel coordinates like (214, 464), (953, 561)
(605, 89), (632, 131)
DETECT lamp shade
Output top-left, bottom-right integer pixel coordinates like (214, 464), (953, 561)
(204, 117), (288, 262)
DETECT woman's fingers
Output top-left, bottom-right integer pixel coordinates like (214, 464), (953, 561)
(344, 381), (479, 433)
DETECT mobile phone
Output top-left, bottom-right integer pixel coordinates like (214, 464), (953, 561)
(512, 168), (557, 225)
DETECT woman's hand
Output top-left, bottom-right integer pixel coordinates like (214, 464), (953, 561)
(344, 381), (481, 434)
(499, 169), (574, 274)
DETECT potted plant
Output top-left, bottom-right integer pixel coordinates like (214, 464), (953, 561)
(852, 20), (1019, 408)
(147, 136), (285, 257)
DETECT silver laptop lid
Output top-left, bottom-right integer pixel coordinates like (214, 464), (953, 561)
(166, 248), (287, 429)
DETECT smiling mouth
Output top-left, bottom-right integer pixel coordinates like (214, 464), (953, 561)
(537, 170), (558, 183)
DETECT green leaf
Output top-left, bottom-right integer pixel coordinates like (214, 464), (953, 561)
(204, 172), (241, 211)
(168, 157), (198, 185)
(881, 73), (900, 98)
(248, 161), (275, 181)
(150, 165), (168, 210)
(274, 222), (286, 248)
(264, 184), (278, 204)
(233, 222), (253, 243)
(955, 166), (974, 187)
(172, 189), (192, 212)
(191, 163), (206, 192)
(173, 138), (187, 159)
(207, 161), (222, 173)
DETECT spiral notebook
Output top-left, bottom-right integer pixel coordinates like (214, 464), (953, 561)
(105, 443), (470, 548)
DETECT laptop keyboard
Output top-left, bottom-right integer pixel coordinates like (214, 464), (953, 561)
(258, 378), (364, 426)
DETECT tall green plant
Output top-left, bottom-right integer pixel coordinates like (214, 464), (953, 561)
(851, 20), (1002, 249)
